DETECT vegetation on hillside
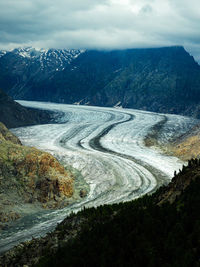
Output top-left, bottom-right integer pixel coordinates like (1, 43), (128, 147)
(0, 123), (75, 228)
(2, 158), (200, 266)
(37, 165), (200, 267)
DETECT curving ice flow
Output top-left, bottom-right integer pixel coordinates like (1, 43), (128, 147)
(0, 101), (198, 253)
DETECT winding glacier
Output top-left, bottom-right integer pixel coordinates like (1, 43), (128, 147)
(0, 101), (198, 253)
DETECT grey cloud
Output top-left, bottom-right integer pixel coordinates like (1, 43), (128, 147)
(0, 0), (199, 62)
(140, 5), (153, 14)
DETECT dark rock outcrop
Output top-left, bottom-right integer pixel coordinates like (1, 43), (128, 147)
(156, 158), (200, 205)
(0, 88), (52, 128)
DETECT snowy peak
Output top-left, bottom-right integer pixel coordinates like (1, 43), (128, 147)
(38, 49), (85, 71)
(12, 47), (41, 58)
(0, 50), (7, 58)
(0, 47), (85, 72)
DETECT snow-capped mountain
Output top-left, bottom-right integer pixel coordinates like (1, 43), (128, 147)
(0, 47), (86, 100)
(1, 46), (200, 118)
(0, 47), (85, 72)
(0, 50), (6, 58)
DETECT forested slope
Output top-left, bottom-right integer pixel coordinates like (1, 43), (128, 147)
(2, 159), (200, 267)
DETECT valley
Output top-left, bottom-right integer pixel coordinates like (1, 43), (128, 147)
(0, 101), (197, 253)
(1, 0), (199, 264)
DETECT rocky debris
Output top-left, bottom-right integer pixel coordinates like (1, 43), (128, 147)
(0, 211), (21, 230)
(172, 135), (200, 160)
(79, 189), (87, 198)
(11, 150), (74, 203)
(169, 124), (200, 161)
(0, 122), (75, 226)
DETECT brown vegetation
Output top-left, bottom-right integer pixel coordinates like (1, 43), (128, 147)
(0, 122), (74, 227)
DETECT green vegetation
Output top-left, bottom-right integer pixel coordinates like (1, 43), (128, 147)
(36, 161), (200, 267)
(2, 159), (200, 266)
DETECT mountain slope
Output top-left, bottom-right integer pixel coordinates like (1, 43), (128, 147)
(1, 46), (200, 117)
(53, 47), (200, 116)
(0, 47), (85, 100)
(0, 123), (74, 229)
(0, 88), (52, 128)
(1, 159), (200, 266)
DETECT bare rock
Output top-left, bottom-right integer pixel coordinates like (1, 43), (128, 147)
(0, 123), (75, 226)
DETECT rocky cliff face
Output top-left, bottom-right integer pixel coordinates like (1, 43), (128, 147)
(1, 46), (200, 117)
(0, 88), (53, 128)
(0, 123), (74, 228)
(168, 123), (200, 161)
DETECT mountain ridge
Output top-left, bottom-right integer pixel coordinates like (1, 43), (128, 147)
(1, 46), (200, 117)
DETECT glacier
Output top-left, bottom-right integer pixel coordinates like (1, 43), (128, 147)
(0, 101), (197, 253)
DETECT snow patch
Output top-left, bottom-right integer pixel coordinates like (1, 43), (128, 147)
(2, 47), (86, 72)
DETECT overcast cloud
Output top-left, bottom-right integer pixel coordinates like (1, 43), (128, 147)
(0, 0), (199, 61)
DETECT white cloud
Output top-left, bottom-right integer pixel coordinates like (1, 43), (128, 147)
(0, 0), (199, 61)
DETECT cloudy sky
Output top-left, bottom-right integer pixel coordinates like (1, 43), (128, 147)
(0, 0), (199, 61)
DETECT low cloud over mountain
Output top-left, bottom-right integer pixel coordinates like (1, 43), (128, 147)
(0, 0), (199, 61)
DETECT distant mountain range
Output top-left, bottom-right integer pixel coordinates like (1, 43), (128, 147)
(1, 46), (200, 117)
